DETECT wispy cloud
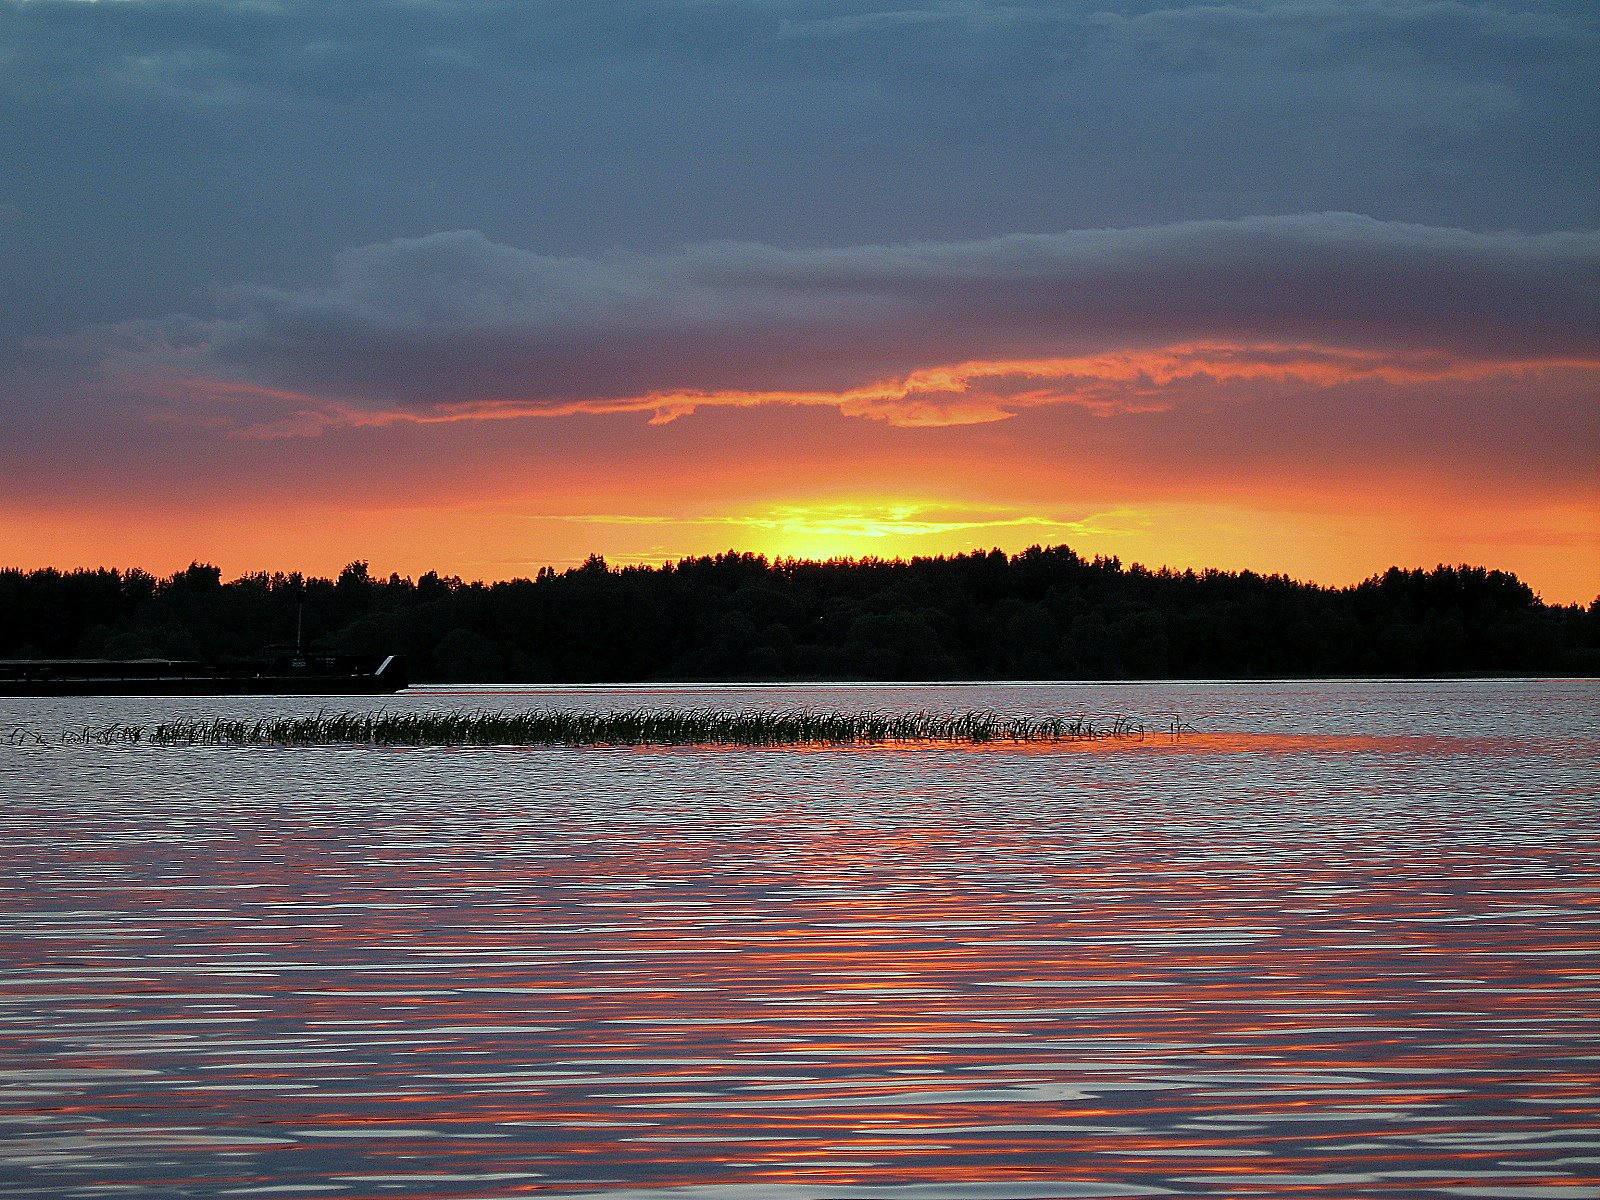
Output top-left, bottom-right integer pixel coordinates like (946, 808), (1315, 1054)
(132, 339), (1600, 436)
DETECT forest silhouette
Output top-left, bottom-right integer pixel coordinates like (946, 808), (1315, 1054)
(2, 547), (1595, 682)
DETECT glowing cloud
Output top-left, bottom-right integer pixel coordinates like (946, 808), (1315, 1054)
(128, 341), (1598, 436)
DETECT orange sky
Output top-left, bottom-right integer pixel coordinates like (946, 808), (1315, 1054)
(5, 328), (1596, 603)
(6, 492), (1594, 602)
(4, 371), (1596, 602)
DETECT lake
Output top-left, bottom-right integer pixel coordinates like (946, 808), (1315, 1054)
(2, 680), (1597, 1198)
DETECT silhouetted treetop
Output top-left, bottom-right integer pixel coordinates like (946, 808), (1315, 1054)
(1, 546), (1593, 681)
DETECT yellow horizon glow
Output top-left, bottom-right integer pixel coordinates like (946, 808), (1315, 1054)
(3, 493), (1595, 604)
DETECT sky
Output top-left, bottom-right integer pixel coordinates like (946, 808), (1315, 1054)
(2, 0), (1596, 601)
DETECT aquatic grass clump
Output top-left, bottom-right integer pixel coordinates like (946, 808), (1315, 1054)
(60, 707), (1154, 748)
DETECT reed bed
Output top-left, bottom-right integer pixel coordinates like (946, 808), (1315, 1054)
(51, 707), (1153, 748)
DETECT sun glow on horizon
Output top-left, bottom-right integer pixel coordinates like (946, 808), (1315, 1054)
(2, 490), (1595, 605)
(718, 499), (1111, 562)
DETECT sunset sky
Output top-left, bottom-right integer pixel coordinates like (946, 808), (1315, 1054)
(2, 0), (1596, 601)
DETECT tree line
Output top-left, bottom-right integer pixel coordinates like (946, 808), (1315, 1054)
(2, 547), (1596, 681)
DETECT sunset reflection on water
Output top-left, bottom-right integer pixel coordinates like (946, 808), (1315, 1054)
(1, 681), (1597, 1198)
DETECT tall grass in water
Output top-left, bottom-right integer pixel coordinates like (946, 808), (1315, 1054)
(63, 708), (1151, 747)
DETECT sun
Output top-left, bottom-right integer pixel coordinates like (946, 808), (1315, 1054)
(725, 498), (1080, 562)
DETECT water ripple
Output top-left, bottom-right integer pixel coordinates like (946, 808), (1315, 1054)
(1, 681), (1597, 1197)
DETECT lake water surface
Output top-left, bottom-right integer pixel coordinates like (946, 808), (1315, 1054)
(2, 680), (1598, 1198)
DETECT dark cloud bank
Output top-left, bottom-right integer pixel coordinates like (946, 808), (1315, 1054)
(197, 213), (1599, 410)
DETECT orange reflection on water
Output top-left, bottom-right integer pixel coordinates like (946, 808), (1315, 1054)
(600, 729), (1587, 758)
(1, 721), (1597, 1197)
